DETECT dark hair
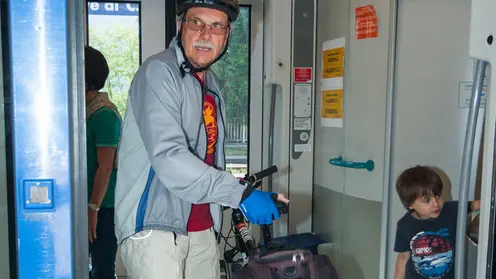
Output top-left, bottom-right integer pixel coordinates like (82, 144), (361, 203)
(84, 46), (109, 91)
(396, 166), (443, 209)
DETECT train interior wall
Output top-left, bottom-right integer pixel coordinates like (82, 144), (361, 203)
(312, 0), (485, 278)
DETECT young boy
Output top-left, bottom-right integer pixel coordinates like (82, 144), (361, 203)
(394, 166), (480, 279)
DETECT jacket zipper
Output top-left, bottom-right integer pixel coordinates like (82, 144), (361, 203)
(207, 88), (227, 238)
(188, 73), (207, 160)
(199, 94), (207, 161)
(186, 73), (207, 230)
(202, 75), (208, 160)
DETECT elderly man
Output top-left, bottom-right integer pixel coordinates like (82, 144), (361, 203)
(114, 0), (288, 278)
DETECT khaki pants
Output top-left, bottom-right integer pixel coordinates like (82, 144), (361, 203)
(120, 228), (220, 279)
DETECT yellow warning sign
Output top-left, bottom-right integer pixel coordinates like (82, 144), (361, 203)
(322, 47), (344, 79)
(321, 89), (343, 118)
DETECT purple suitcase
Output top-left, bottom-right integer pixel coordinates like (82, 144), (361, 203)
(232, 248), (339, 279)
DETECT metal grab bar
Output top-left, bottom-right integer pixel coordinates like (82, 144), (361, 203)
(265, 84), (279, 239)
(268, 84), (278, 192)
(329, 156), (375, 171)
(455, 60), (487, 279)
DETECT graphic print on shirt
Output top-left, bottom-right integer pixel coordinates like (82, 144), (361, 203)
(409, 228), (453, 278)
(203, 94), (218, 166)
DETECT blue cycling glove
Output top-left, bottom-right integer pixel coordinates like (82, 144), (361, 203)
(239, 188), (280, 225)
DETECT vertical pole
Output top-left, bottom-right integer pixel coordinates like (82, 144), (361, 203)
(455, 59), (487, 279)
(9, 0), (74, 278)
(268, 84), (277, 192)
(0, 1), (17, 278)
(165, 0), (177, 46)
(266, 84), (278, 238)
(68, 0), (88, 278)
(380, 0), (399, 275)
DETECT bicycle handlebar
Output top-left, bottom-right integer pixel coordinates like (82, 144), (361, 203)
(231, 165), (289, 258)
(242, 165), (288, 216)
(243, 165), (278, 186)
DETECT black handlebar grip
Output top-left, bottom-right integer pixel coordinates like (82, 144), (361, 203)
(276, 201), (289, 215)
(245, 165), (278, 185)
(270, 193), (289, 215)
(245, 237), (258, 255)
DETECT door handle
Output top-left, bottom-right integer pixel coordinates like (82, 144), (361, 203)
(329, 156), (374, 171)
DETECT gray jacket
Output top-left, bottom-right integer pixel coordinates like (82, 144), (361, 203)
(114, 37), (246, 244)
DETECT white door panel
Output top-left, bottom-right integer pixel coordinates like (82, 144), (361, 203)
(313, 0), (393, 276)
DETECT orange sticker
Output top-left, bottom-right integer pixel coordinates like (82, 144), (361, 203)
(355, 5), (378, 40)
(322, 47), (345, 79)
(321, 89), (343, 119)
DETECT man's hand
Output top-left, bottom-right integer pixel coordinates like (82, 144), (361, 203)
(88, 209), (98, 243)
(276, 193), (290, 204)
(239, 191), (290, 225)
(272, 193), (290, 220)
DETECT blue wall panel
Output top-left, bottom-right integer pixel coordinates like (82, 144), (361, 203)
(9, 1), (73, 278)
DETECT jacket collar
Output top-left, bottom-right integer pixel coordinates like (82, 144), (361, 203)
(170, 36), (187, 69)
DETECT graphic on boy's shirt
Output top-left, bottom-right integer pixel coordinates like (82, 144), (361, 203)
(203, 94), (218, 165)
(409, 229), (453, 278)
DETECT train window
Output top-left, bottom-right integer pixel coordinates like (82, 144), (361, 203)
(211, 6), (251, 177)
(87, 1), (141, 116)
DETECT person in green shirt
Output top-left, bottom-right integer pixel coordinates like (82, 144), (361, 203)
(85, 46), (121, 279)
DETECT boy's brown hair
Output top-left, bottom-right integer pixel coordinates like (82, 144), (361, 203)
(396, 166), (443, 209)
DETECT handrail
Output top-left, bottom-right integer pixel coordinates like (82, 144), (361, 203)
(329, 156), (375, 171)
(268, 84), (278, 192)
(455, 59), (487, 279)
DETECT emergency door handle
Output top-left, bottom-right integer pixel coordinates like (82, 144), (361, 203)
(329, 156), (374, 171)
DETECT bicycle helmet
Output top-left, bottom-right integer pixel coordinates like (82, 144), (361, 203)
(177, 0), (240, 22)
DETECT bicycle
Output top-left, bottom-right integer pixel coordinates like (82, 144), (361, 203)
(220, 165), (289, 275)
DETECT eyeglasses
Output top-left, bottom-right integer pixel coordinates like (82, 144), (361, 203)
(183, 17), (229, 35)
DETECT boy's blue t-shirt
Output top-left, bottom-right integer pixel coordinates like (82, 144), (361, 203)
(394, 201), (469, 279)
